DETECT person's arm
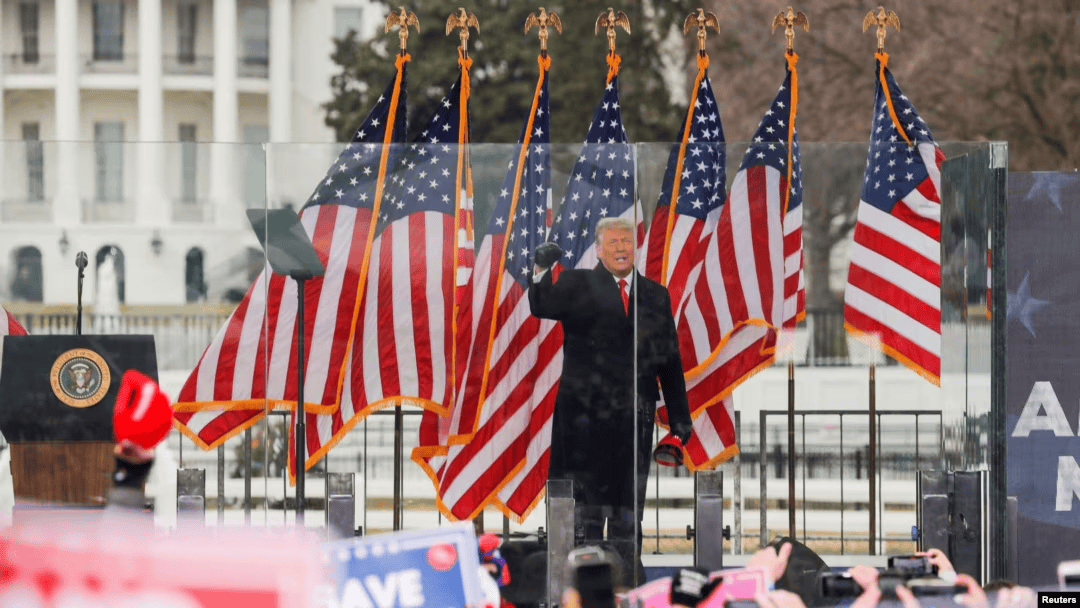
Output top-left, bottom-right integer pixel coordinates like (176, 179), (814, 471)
(528, 243), (573, 321)
(656, 290), (692, 443)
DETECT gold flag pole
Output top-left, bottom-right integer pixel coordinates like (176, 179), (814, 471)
(385, 6), (420, 56)
(446, 7), (479, 58)
(772, 6), (809, 56)
(771, 5), (809, 544)
(683, 8), (719, 57)
(382, 4), (418, 532)
(863, 6), (900, 54)
(525, 7), (562, 58)
(595, 8), (630, 56)
(861, 5), (900, 557)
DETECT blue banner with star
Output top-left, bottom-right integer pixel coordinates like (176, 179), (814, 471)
(1006, 171), (1080, 585)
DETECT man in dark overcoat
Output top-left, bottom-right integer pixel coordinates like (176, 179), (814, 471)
(529, 216), (693, 585)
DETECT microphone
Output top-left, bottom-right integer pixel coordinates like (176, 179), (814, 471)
(76, 251), (88, 270)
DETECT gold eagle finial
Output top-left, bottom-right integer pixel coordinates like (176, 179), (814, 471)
(445, 8), (479, 57)
(385, 6), (420, 55)
(772, 7), (809, 54)
(525, 7), (562, 57)
(595, 8), (631, 55)
(683, 8), (720, 56)
(862, 6), (900, 53)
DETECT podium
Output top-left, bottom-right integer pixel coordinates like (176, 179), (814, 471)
(0, 335), (157, 505)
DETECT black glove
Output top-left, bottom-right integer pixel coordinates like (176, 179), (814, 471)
(532, 242), (563, 270)
(670, 566), (721, 608)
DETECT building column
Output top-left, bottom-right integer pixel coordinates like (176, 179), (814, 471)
(137, 0), (164, 227)
(210, 0), (239, 227)
(269, 0), (291, 143)
(54, 0), (80, 228)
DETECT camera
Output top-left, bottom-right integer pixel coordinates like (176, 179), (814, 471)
(906, 580), (967, 596)
(567, 546), (616, 608)
(888, 555), (938, 578)
(818, 572), (863, 598)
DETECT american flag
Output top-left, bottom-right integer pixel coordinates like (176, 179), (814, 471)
(433, 55), (555, 521)
(844, 53), (943, 384)
(413, 54), (476, 484)
(683, 57), (806, 415)
(2, 305), (27, 336)
(173, 56), (410, 450)
(639, 59), (738, 470)
(291, 69), (476, 474)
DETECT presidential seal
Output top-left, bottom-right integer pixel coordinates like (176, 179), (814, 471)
(50, 348), (111, 408)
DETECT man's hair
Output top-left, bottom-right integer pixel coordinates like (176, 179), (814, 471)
(595, 217), (635, 246)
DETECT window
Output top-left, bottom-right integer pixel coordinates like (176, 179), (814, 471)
(240, 5), (269, 66)
(242, 124), (268, 208)
(177, 0), (197, 64)
(11, 246), (43, 303)
(93, 0), (124, 61)
(95, 245), (125, 305)
(179, 124), (197, 202)
(334, 7), (364, 39)
(185, 248), (206, 302)
(22, 123), (43, 202)
(94, 122), (124, 202)
(19, 1), (39, 64)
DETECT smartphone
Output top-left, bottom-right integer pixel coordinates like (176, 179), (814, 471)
(568, 547), (616, 608)
(723, 600), (760, 608)
(889, 555), (937, 577)
(819, 572), (863, 598)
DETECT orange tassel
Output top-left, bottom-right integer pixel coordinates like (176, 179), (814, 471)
(784, 52), (799, 215)
(458, 48), (472, 101)
(697, 53), (710, 72)
(606, 53), (621, 84)
(876, 51), (913, 147)
(538, 54), (551, 73)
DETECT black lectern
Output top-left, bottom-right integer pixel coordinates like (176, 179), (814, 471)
(246, 209), (325, 521)
(0, 335), (157, 505)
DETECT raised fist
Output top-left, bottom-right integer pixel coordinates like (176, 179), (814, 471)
(533, 242), (564, 270)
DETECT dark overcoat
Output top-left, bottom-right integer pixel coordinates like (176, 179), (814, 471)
(528, 263), (692, 508)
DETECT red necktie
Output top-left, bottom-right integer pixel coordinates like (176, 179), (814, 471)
(618, 279), (629, 315)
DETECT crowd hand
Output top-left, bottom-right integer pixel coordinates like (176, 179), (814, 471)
(993, 586), (1036, 608)
(745, 543), (793, 584)
(955, 573), (991, 608)
(848, 565), (881, 608)
(533, 242), (564, 270)
(754, 590), (807, 608)
(895, 583), (923, 608)
(918, 548), (956, 575)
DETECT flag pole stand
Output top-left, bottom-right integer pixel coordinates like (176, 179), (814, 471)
(295, 277), (308, 524)
(243, 208), (326, 527)
(868, 361), (877, 555)
(787, 361), (796, 539)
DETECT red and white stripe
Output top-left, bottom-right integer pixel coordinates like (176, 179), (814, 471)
(434, 232), (562, 521)
(174, 204), (372, 449)
(681, 163), (797, 411)
(298, 209), (457, 468)
(844, 143), (943, 382)
(415, 185), (475, 479)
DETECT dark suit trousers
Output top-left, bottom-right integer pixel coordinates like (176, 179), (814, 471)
(567, 397), (654, 587)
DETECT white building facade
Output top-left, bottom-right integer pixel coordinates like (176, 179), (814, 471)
(0, 0), (381, 307)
